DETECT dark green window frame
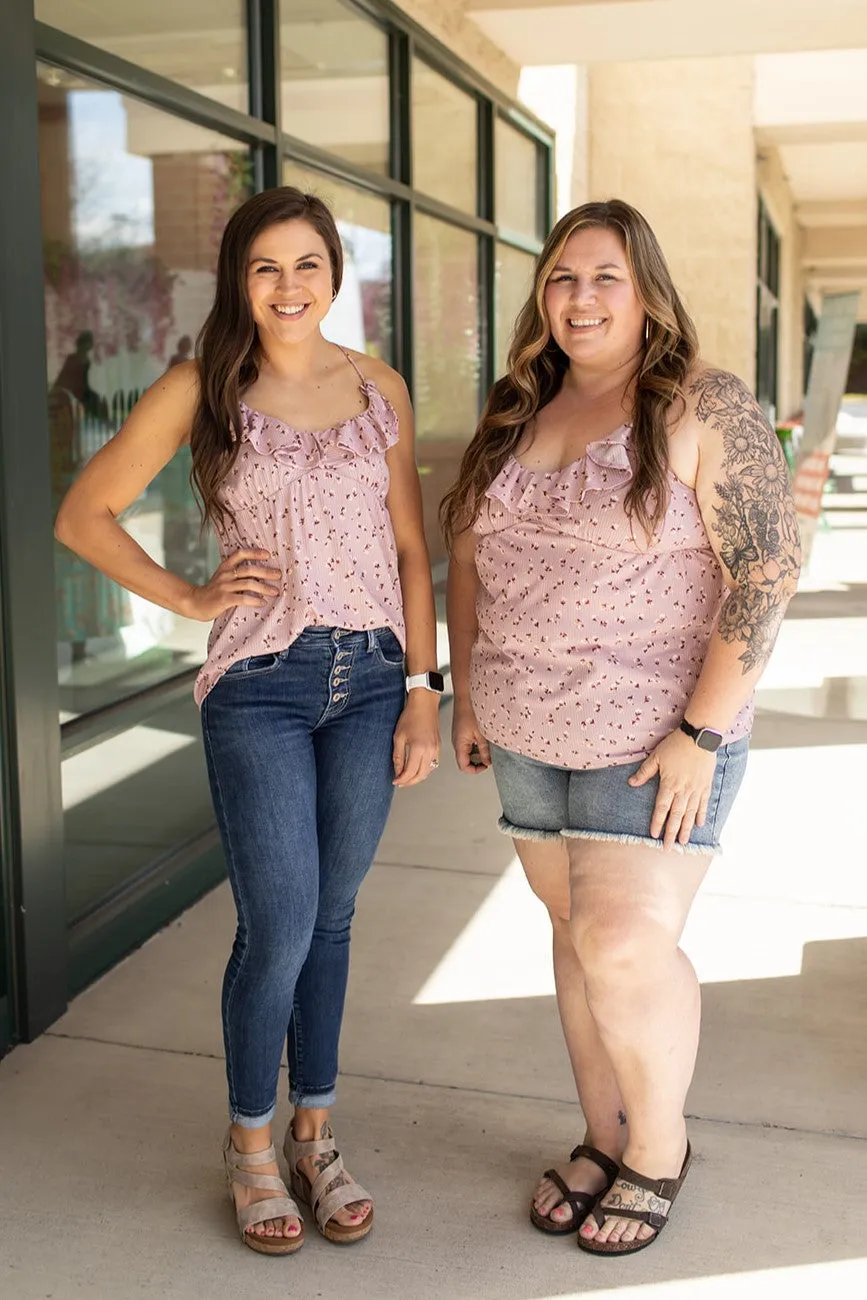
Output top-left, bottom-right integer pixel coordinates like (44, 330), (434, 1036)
(0, 0), (553, 1049)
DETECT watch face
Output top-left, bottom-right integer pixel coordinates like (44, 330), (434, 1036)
(696, 728), (723, 753)
(428, 671), (445, 694)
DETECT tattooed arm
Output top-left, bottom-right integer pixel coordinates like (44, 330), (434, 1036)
(630, 366), (800, 849)
(685, 366), (801, 725)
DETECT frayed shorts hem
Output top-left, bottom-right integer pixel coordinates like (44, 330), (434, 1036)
(289, 1087), (337, 1109)
(498, 816), (719, 857)
(230, 1103), (277, 1129)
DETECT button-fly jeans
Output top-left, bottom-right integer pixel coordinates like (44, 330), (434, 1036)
(201, 626), (406, 1127)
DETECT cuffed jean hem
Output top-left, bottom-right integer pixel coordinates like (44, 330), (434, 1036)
(289, 1086), (338, 1109)
(561, 828), (720, 856)
(230, 1103), (277, 1129)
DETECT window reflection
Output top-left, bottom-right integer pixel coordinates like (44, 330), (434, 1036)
(39, 66), (253, 718)
(283, 162), (393, 362)
(414, 215), (481, 564)
(412, 60), (478, 214)
(281, 0), (390, 174)
(495, 118), (543, 240)
(62, 696), (215, 923)
(35, 2), (249, 112)
(496, 243), (536, 376)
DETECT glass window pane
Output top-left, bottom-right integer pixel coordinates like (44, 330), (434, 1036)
(62, 695), (215, 923)
(495, 118), (543, 240)
(39, 66), (253, 719)
(281, 0), (389, 174)
(414, 216), (480, 564)
(283, 163), (393, 362)
(35, 2), (248, 112)
(412, 61), (477, 214)
(496, 243), (536, 376)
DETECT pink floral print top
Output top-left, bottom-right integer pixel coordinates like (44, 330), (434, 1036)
(195, 356), (405, 705)
(471, 423), (753, 768)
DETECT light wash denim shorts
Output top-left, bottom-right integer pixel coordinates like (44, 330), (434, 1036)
(490, 735), (750, 856)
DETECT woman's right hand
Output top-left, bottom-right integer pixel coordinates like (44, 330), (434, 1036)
(182, 549), (282, 621)
(452, 700), (492, 774)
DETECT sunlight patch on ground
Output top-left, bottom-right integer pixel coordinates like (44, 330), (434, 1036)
(538, 1256), (867, 1300)
(413, 738), (867, 1004)
(413, 856), (555, 1005)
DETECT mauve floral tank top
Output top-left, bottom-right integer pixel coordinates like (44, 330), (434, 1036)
(194, 351), (405, 705)
(471, 423), (753, 769)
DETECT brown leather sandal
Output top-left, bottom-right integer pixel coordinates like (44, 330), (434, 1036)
(530, 1143), (620, 1235)
(577, 1141), (692, 1256)
(283, 1124), (373, 1244)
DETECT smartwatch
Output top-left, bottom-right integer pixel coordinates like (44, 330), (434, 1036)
(406, 671), (445, 695)
(680, 719), (723, 753)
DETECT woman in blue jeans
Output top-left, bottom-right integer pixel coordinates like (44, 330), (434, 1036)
(56, 187), (442, 1254)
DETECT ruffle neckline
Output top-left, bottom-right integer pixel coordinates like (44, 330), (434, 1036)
(239, 379), (398, 468)
(486, 423), (633, 517)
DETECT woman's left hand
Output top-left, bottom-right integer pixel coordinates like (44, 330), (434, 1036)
(392, 692), (441, 788)
(629, 728), (717, 850)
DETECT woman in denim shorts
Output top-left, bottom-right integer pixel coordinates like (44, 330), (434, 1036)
(56, 188), (442, 1255)
(442, 200), (800, 1257)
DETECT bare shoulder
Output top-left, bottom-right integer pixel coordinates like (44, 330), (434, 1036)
(683, 362), (769, 436)
(347, 350), (410, 408)
(140, 359), (202, 420)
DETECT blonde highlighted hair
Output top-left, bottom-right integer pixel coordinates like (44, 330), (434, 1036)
(440, 199), (699, 548)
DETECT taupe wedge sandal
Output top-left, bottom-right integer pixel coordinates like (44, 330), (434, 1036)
(283, 1124), (373, 1244)
(223, 1130), (305, 1256)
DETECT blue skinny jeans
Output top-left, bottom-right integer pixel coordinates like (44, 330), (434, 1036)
(201, 626), (405, 1127)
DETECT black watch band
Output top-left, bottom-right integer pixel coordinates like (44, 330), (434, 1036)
(680, 719), (724, 753)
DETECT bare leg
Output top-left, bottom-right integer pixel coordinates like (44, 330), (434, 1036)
(567, 839), (709, 1247)
(513, 838), (627, 1226)
(291, 1106), (371, 1227)
(228, 1122), (302, 1240)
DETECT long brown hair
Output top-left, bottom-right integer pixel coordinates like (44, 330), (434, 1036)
(190, 186), (344, 527)
(440, 199), (699, 548)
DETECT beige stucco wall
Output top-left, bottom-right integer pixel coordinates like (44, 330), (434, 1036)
(397, 0), (520, 97)
(757, 147), (804, 419)
(587, 57), (756, 385)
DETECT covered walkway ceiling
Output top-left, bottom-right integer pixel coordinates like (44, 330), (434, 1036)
(468, 0), (867, 318)
(466, 0), (867, 65)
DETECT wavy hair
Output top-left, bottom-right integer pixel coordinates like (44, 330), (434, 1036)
(190, 186), (344, 527)
(440, 199), (699, 548)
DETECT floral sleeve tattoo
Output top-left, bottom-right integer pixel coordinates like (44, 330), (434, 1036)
(689, 369), (801, 675)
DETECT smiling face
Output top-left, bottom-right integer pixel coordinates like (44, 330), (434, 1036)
(246, 218), (335, 345)
(543, 225), (645, 367)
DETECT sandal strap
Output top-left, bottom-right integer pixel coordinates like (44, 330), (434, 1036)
(541, 1169), (596, 1215)
(591, 1202), (667, 1231)
(618, 1142), (692, 1204)
(568, 1143), (620, 1186)
(236, 1194), (301, 1232)
(288, 1134), (338, 1161)
(314, 1178), (371, 1229)
(592, 1143), (693, 1232)
(224, 1137), (279, 1171)
(229, 1169), (288, 1193)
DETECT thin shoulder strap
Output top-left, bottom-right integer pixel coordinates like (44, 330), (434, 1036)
(337, 344), (368, 387)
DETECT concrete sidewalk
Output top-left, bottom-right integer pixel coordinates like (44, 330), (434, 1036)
(2, 524), (867, 1298)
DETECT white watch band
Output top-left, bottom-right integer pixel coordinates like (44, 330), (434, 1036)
(406, 672), (439, 693)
